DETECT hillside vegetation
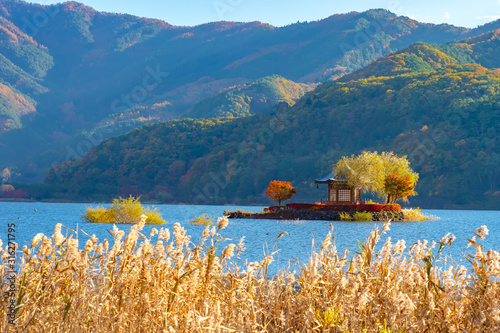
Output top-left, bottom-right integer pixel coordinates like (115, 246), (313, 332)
(1, 0), (499, 182)
(44, 40), (500, 208)
(183, 75), (316, 119)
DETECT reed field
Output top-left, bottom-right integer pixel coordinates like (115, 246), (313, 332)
(1, 215), (499, 332)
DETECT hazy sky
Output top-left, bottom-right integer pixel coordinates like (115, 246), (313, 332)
(29, 0), (500, 28)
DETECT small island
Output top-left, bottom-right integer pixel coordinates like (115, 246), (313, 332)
(227, 151), (428, 222)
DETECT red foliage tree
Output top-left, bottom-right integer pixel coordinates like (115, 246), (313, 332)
(384, 173), (415, 204)
(265, 180), (297, 206)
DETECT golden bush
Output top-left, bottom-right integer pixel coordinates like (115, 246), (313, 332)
(83, 196), (165, 225)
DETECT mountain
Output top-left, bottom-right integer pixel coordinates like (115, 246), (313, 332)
(341, 43), (458, 80)
(1, 0), (500, 183)
(41, 38), (500, 208)
(0, 6), (53, 132)
(183, 75), (316, 119)
(345, 29), (500, 81)
(436, 29), (500, 69)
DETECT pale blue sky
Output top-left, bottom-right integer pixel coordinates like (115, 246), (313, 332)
(29, 0), (500, 28)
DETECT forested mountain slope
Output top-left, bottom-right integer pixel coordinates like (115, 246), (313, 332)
(44, 42), (500, 208)
(183, 75), (316, 119)
(1, 0), (499, 183)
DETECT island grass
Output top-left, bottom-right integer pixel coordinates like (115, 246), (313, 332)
(339, 212), (352, 221)
(353, 211), (374, 221)
(402, 208), (434, 222)
(190, 213), (214, 226)
(1, 219), (499, 332)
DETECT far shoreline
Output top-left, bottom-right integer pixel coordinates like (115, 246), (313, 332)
(1, 198), (499, 212)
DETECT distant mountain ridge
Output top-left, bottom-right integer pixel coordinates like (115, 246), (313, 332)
(183, 75), (316, 119)
(1, 0), (500, 183)
(342, 28), (500, 81)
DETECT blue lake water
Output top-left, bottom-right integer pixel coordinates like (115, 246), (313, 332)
(0, 202), (499, 271)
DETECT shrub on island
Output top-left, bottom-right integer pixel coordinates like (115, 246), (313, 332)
(337, 211), (375, 221)
(190, 213), (214, 225)
(83, 196), (166, 225)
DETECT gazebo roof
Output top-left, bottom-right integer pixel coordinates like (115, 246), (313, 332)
(314, 172), (347, 184)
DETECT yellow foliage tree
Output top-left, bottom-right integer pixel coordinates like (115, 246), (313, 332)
(334, 151), (418, 201)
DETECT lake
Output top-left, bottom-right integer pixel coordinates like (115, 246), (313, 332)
(1, 202), (499, 272)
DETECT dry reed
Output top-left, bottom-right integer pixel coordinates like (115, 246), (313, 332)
(1, 218), (499, 332)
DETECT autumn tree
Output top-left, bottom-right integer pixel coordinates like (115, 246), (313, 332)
(334, 151), (418, 202)
(1, 168), (11, 183)
(334, 151), (383, 195)
(265, 180), (297, 206)
(384, 173), (416, 204)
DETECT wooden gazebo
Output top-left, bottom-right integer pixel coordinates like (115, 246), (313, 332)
(315, 173), (361, 204)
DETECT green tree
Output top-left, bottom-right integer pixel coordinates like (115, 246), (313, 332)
(334, 151), (418, 201)
(1, 168), (11, 183)
(334, 151), (384, 195)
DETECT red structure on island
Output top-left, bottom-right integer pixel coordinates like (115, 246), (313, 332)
(314, 173), (362, 205)
(262, 173), (401, 214)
